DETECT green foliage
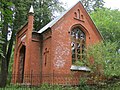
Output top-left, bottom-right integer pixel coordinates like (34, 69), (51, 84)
(0, 0), (13, 24)
(0, 0), (13, 58)
(91, 8), (120, 45)
(90, 7), (120, 78)
(3, 82), (120, 90)
(86, 42), (120, 77)
(4, 83), (78, 90)
(79, 78), (90, 90)
(33, 0), (65, 30)
(74, 60), (86, 66)
(12, 0), (33, 30)
(12, 0), (65, 31)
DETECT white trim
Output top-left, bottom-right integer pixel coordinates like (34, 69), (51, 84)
(70, 65), (91, 71)
(21, 35), (26, 41)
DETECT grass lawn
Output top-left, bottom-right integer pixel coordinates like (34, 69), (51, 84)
(0, 82), (120, 90)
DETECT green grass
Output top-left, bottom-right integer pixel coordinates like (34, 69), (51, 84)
(0, 83), (120, 90)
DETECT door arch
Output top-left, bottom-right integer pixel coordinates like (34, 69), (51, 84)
(18, 45), (26, 83)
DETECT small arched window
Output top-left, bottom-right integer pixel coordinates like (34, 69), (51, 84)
(71, 27), (86, 64)
(78, 9), (80, 19)
(74, 12), (77, 18)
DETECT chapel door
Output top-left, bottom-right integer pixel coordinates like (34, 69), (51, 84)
(18, 46), (26, 83)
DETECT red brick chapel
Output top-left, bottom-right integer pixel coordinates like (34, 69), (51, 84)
(12, 1), (102, 85)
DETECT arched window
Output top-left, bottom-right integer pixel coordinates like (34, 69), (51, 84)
(78, 9), (80, 19)
(71, 27), (86, 64)
(74, 12), (77, 18)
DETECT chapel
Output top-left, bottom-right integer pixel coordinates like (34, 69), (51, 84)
(12, 1), (103, 85)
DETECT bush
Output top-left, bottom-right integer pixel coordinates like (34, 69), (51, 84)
(86, 42), (120, 78)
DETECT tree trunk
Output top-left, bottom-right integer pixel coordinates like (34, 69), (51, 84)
(0, 57), (8, 87)
(6, 29), (15, 69)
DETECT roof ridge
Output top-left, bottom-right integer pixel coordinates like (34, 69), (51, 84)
(38, 1), (81, 33)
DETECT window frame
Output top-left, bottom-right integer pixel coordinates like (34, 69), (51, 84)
(71, 27), (86, 64)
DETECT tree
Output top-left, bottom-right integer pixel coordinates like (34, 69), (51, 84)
(0, 0), (13, 87)
(11, 0), (33, 30)
(80, 0), (104, 12)
(87, 8), (120, 79)
(12, 0), (65, 31)
(90, 8), (120, 45)
(33, 0), (64, 30)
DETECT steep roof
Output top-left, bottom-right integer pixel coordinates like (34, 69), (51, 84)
(37, 1), (103, 40)
(38, 1), (80, 33)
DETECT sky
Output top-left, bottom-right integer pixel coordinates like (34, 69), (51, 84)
(60, 0), (120, 10)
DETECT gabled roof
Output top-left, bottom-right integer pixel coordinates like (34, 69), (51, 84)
(37, 1), (103, 40)
(38, 1), (80, 33)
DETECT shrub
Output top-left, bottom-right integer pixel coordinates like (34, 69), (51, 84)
(86, 42), (120, 78)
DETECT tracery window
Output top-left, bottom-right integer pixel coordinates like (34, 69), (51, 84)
(71, 27), (86, 64)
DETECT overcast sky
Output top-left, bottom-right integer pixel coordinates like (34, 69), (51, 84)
(60, 0), (120, 10)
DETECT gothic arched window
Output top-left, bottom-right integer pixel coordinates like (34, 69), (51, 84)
(71, 27), (86, 64)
